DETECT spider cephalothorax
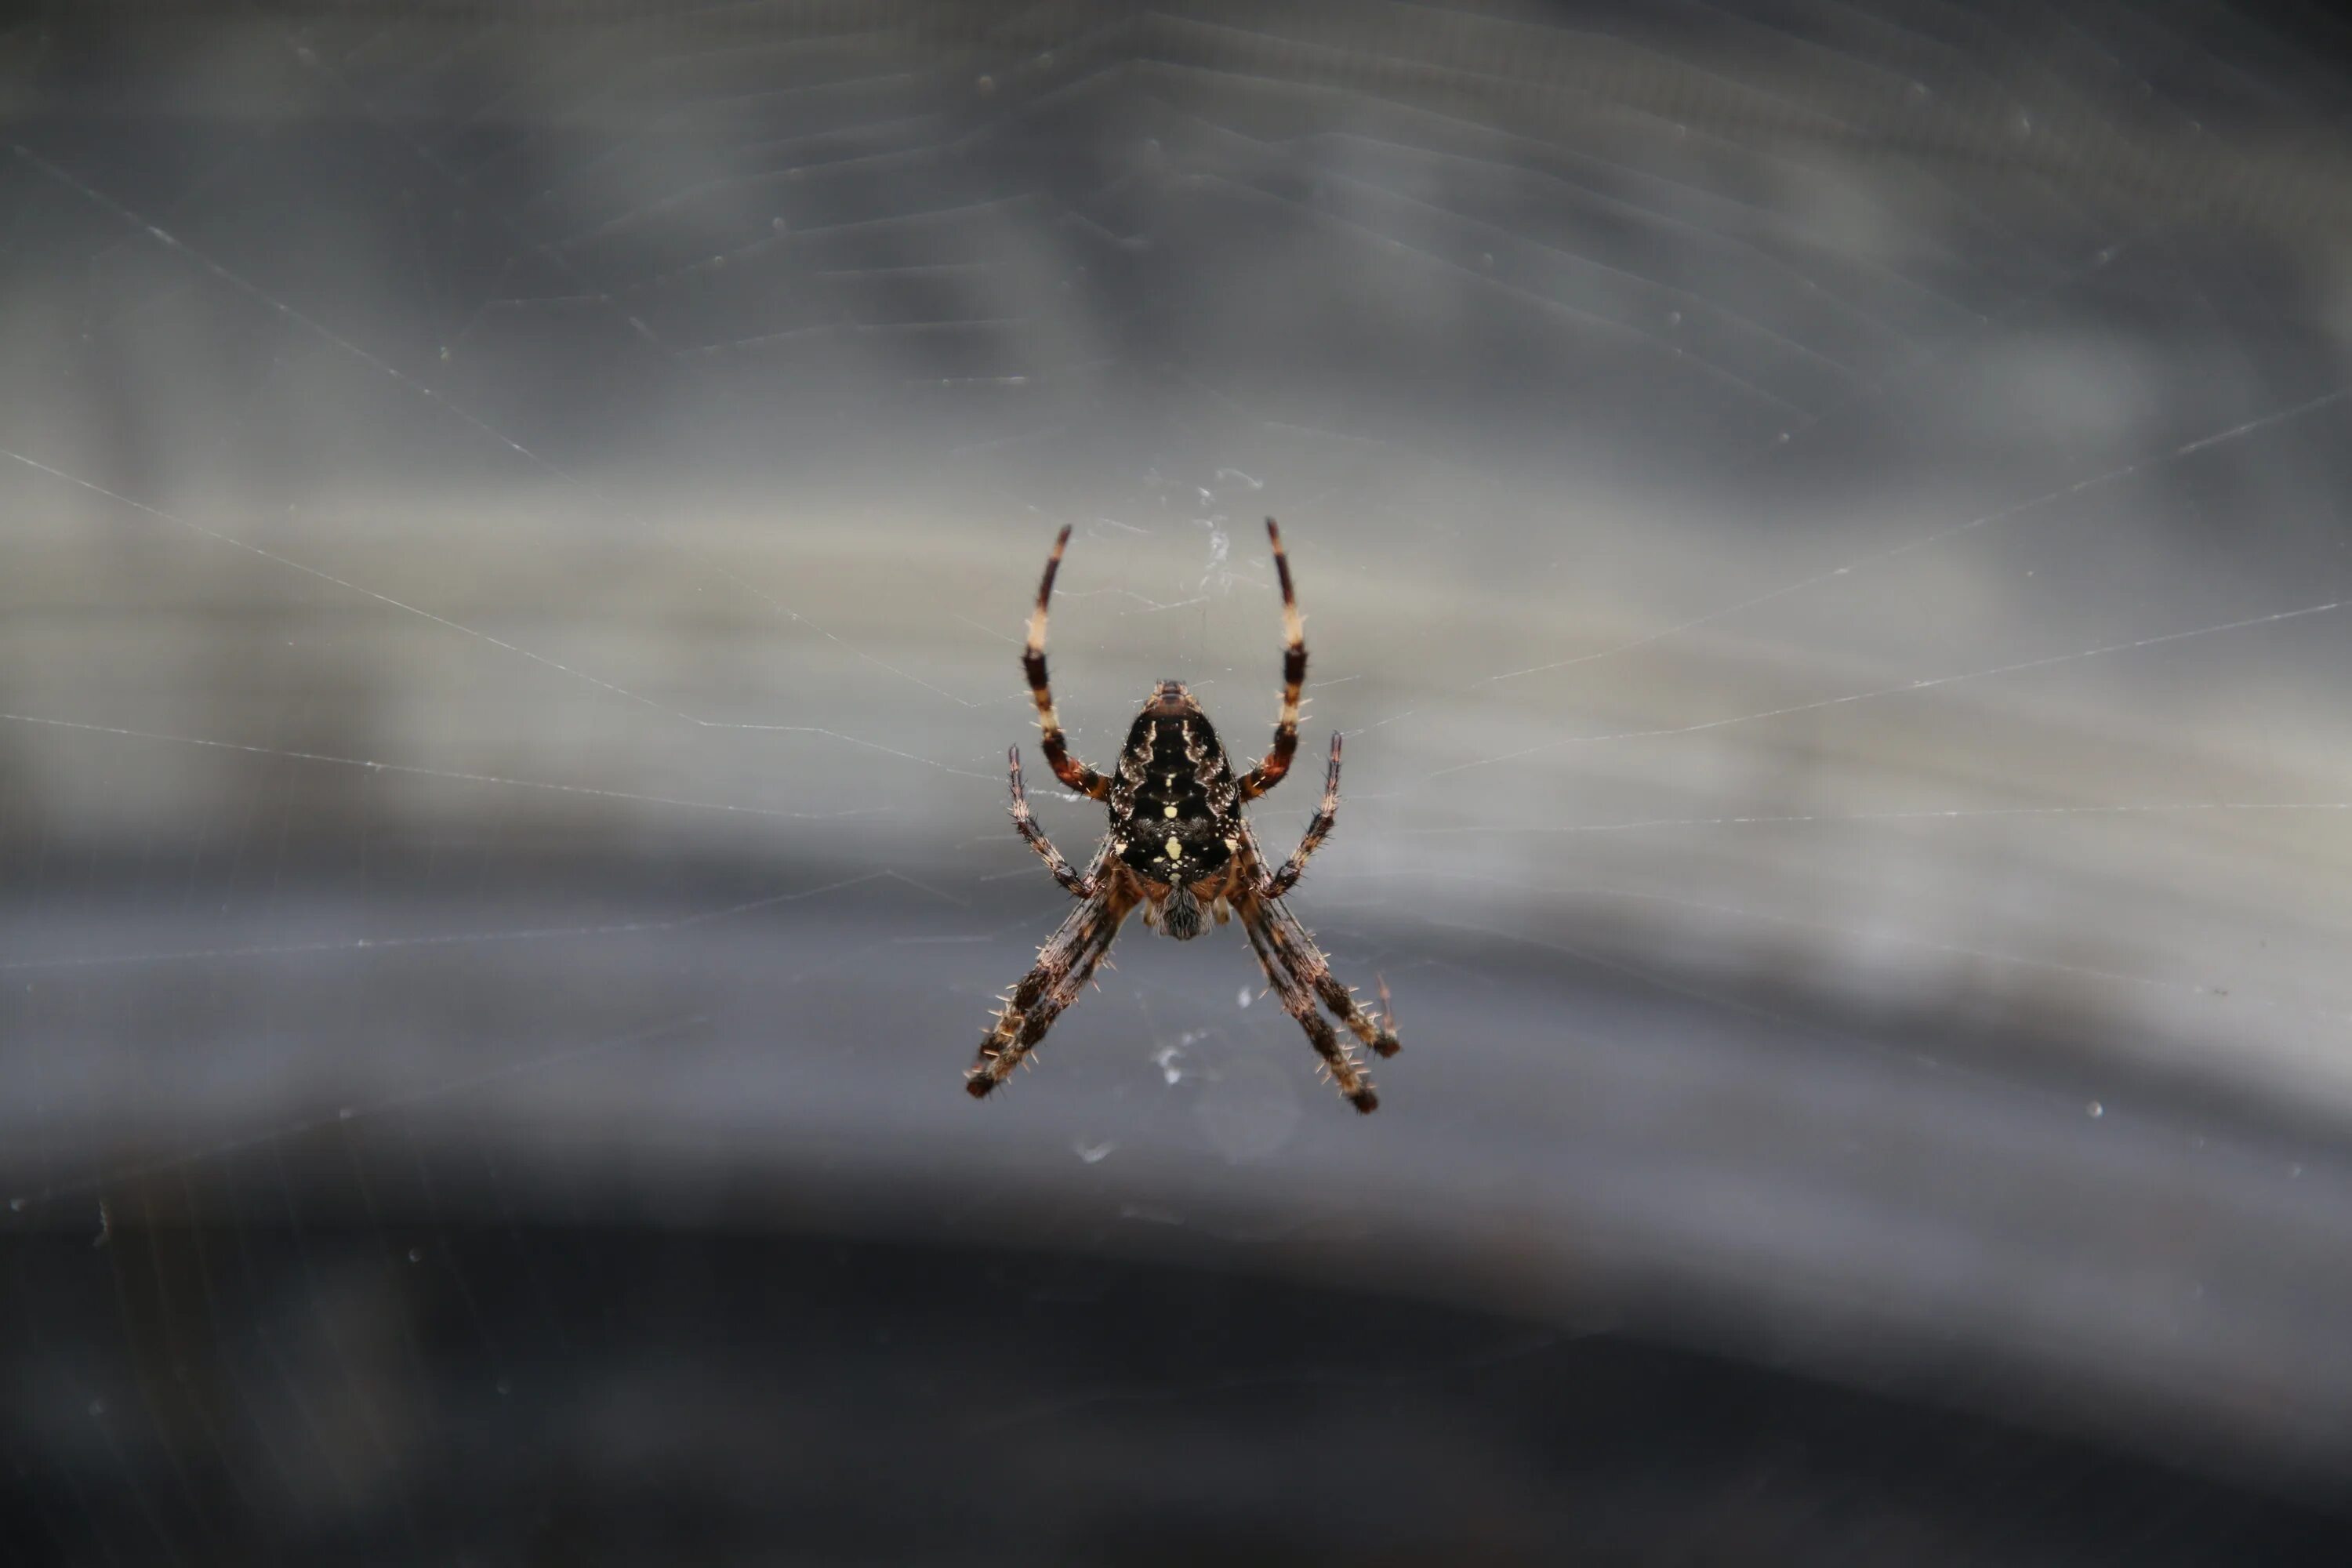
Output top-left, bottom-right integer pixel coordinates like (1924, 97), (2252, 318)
(967, 519), (1402, 1112)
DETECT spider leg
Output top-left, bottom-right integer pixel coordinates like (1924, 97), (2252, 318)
(1373, 973), (1399, 1048)
(967, 888), (1134, 1098)
(1236, 891), (1379, 1112)
(1254, 886), (1402, 1060)
(1263, 731), (1343, 898)
(1236, 818), (1401, 1062)
(1007, 745), (1094, 896)
(1025, 525), (1112, 800)
(1236, 517), (1305, 801)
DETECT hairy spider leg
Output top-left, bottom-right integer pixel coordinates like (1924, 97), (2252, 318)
(966, 889), (1135, 1098)
(1237, 891), (1378, 1112)
(1263, 731), (1345, 898)
(1025, 524), (1111, 800)
(1257, 889), (1403, 1060)
(1236, 517), (1305, 802)
(1007, 745), (1095, 897)
(1235, 811), (1402, 1062)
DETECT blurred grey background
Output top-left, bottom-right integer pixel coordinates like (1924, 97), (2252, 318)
(4, 1), (2352, 1561)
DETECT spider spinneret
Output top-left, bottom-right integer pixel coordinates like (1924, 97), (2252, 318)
(965, 517), (1403, 1113)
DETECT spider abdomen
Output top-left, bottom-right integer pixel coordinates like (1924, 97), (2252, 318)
(1112, 690), (1236, 888)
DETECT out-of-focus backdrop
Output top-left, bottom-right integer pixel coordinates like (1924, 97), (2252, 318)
(5, 2), (2351, 1561)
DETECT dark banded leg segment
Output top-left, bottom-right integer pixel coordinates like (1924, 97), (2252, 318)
(1264, 732), (1343, 897)
(967, 890), (1134, 1098)
(1258, 892), (1402, 1061)
(1007, 746), (1093, 896)
(1237, 891), (1377, 1112)
(1236, 517), (1305, 801)
(1025, 524), (1111, 800)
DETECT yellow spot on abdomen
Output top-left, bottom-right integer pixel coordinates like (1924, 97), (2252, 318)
(1165, 837), (1183, 861)
(1163, 804), (1178, 818)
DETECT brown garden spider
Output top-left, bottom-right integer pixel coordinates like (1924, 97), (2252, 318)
(966, 518), (1402, 1112)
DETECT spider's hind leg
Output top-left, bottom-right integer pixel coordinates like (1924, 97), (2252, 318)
(1265, 898), (1402, 1060)
(967, 890), (1132, 1098)
(1237, 891), (1378, 1112)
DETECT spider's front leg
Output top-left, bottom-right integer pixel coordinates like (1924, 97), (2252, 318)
(1025, 525), (1112, 800)
(1007, 745), (1094, 896)
(967, 889), (1134, 1098)
(1236, 517), (1307, 802)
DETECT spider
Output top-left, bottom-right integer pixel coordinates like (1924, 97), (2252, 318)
(966, 517), (1402, 1112)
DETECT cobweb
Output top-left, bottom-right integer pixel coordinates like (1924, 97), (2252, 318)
(5, 1), (2352, 1559)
